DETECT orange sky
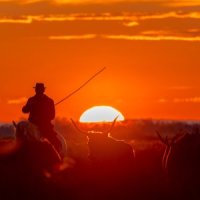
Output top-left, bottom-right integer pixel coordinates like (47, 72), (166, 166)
(1, 0), (200, 122)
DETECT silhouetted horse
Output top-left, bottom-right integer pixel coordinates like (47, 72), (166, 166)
(13, 121), (63, 176)
(0, 121), (67, 199)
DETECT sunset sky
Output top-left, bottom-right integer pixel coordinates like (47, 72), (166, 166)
(1, 0), (200, 122)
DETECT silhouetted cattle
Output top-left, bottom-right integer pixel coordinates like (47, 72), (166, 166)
(87, 133), (135, 165)
(71, 118), (135, 180)
(157, 130), (200, 197)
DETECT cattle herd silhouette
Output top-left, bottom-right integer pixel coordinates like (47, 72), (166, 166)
(0, 119), (200, 200)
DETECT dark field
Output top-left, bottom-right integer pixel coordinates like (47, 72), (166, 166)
(0, 119), (200, 200)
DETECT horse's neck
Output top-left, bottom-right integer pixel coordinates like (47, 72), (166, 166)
(17, 122), (42, 142)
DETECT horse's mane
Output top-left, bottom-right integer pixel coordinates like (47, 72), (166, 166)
(15, 121), (41, 142)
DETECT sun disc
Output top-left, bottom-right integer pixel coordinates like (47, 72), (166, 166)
(79, 106), (125, 123)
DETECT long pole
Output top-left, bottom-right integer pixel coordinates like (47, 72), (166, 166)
(55, 67), (106, 106)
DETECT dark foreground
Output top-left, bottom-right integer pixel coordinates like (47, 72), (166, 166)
(0, 138), (199, 200)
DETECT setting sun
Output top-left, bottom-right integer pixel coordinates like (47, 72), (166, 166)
(79, 106), (125, 123)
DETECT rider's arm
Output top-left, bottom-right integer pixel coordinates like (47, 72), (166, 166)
(22, 98), (31, 113)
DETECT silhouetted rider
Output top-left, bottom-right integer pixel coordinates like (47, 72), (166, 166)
(22, 83), (60, 152)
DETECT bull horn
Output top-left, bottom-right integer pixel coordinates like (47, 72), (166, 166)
(104, 115), (119, 135)
(12, 121), (17, 128)
(156, 130), (169, 146)
(70, 118), (90, 136)
(171, 132), (184, 144)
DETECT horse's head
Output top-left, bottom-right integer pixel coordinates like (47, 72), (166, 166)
(13, 121), (41, 142)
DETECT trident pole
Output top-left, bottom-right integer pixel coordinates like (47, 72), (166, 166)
(55, 67), (106, 106)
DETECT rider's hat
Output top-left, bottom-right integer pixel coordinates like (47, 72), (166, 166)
(33, 83), (46, 89)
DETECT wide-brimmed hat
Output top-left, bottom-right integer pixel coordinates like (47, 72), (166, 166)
(33, 83), (46, 89)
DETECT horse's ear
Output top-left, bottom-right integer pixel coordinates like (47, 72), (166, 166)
(12, 121), (17, 128)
